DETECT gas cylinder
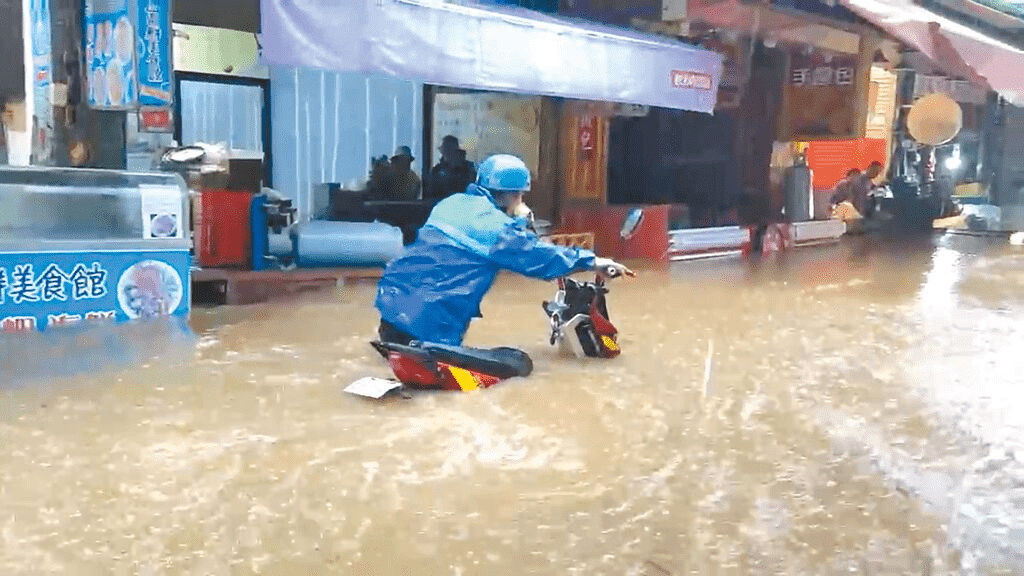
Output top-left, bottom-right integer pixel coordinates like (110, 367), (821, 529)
(783, 152), (813, 222)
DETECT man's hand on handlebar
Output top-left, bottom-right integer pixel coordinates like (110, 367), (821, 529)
(594, 257), (635, 279)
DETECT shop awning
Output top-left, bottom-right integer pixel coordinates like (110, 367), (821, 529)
(261, 0), (723, 113)
(841, 0), (1024, 105)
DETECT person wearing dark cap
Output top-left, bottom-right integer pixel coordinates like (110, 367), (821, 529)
(427, 135), (477, 200)
(386, 145), (421, 201)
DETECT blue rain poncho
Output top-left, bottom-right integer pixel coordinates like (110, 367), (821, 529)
(375, 184), (597, 346)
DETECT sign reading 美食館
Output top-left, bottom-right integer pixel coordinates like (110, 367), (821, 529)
(0, 250), (190, 334)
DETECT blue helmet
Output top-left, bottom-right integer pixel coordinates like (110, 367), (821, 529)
(476, 154), (531, 194)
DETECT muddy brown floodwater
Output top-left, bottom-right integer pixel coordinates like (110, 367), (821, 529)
(1, 233), (1023, 575)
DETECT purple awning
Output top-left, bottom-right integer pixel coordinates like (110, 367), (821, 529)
(261, 0), (723, 113)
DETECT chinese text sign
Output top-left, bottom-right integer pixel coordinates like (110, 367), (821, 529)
(0, 250), (189, 334)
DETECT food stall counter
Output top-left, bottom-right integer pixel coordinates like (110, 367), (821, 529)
(0, 167), (191, 333)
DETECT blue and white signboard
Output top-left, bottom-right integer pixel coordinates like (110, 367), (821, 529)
(84, 0), (138, 109)
(0, 250), (189, 333)
(136, 0), (172, 108)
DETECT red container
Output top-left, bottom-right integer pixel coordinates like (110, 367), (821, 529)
(197, 188), (254, 268)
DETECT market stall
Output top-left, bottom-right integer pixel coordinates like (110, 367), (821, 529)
(0, 167), (191, 333)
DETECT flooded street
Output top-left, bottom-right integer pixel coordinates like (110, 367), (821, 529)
(2, 233), (1023, 575)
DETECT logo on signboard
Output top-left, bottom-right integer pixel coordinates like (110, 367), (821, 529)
(117, 260), (183, 320)
(671, 70), (713, 91)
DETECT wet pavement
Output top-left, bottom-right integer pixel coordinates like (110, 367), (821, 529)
(1, 232), (1023, 575)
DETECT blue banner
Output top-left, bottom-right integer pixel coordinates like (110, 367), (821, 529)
(0, 250), (190, 333)
(136, 0), (172, 108)
(30, 0), (51, 97)
(30, 0), (54, 161)
(83, 0), (138, 109)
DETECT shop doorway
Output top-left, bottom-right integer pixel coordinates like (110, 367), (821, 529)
(173, 72), (273, 186)
(607, 107), (740, 229)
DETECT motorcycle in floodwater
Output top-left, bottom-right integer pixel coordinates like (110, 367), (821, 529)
(344, 210), (643, 399)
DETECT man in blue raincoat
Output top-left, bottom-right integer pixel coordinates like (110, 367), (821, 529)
(375, 154), (632, 347)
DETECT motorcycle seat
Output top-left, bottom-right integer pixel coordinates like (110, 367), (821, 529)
(422, 343), (534, 379)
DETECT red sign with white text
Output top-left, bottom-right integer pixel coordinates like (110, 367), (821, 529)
(671, 70), (713, 91)
(139, 107), (173, 133)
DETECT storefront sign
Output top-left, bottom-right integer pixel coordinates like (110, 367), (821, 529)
(782, 49), (865, 140)
(139, 106), (173, 132)
(0, 250), (189, 333)
(914, 74), (987, 105)
(671, 70), (713, 91)
(564, 113), (605, 201)
(136, 0), (172, 108)
(790, 55), (856, 88)
(84, 0), (138, 109)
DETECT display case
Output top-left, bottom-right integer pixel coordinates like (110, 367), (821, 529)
(0, 167), (191, 333)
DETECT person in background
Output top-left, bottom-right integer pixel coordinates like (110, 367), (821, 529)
(375, 154), (633, 347)
(365, 154), (392, 200)
(851, 160), (884, 217)
(427, 135), (477, 200)
(385, 146), (421, 201)
(830, 168), (859, 208)
(830, 168), (863, 224)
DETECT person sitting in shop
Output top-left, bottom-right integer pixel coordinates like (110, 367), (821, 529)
(383, 146), (421, 201)
(830, 168), (859, 208)
(851, 161), (884, 217)
(365, 155), (392, 201)
(374, 153), (633, 347)
(830, 168), (863, 225)
(427, 135), (477, 200)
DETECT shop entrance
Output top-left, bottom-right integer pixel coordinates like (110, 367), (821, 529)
(607, 107), (740, 229)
